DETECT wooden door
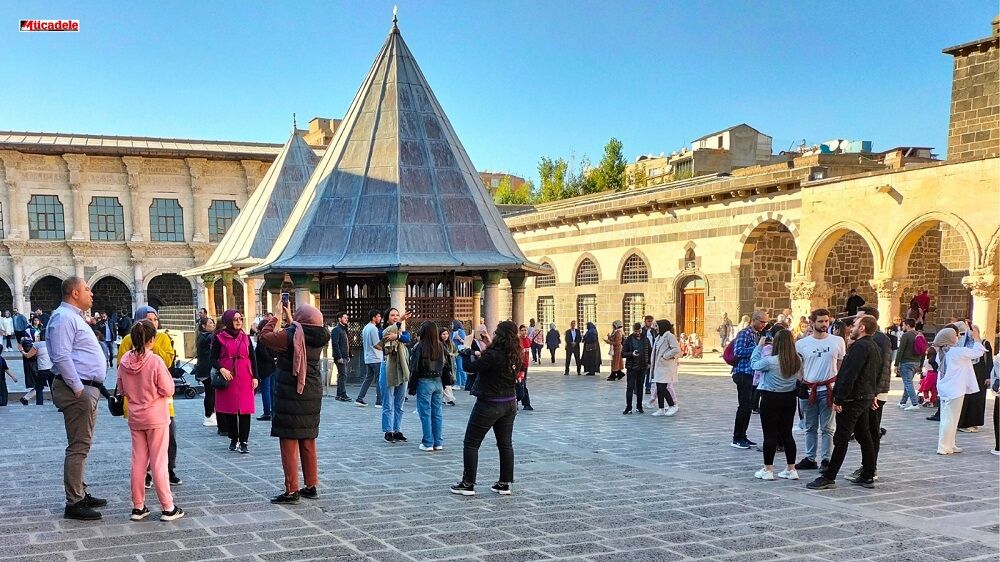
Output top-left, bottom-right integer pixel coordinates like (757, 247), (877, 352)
(681, 288), (705, 339)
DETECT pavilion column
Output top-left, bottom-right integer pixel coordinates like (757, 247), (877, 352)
(508, 272), (526, 328)
(786, 278), (832, 322)
(63, 154), (87, 241)
(221, 271), (236, 312)
(963, 273), (999, 345)
(202, 274), (217, 317)
(131, 258), (145, 309)
(869, 277), (911, 330)
(243, 277), (259, 318)
(309, 277), (321, 309)
(290, 274), (312, 310)
(388, 272), (408, 316)
(471, 279), (483, 328)
(11, 255), (25, 312)
(483, 271), (502, 334)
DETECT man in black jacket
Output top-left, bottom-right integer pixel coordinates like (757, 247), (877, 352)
(564, 321), (582, 376)
(330, 312), (352, 402)
(844, 306), (892, 484)
(621, 323), (650, 415)
(807, 315), (881, 490)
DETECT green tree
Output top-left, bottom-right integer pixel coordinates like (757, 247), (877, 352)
(593, 137), (627, 192)
(492, 176), (532, 205)
(538, 157), (569, 202)
(632, 166), (648, 189)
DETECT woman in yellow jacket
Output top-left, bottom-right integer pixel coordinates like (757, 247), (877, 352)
(118, 306), (182, 486)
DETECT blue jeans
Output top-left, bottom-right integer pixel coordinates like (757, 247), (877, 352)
(455, 355), (466, 388)
(416, 377), (444, 447)
(259, 375), (274, 415)
(379, 365), (406, 432)
(800, 390), (835, 462)
(357, 362), (381, 403)
(898, 362), (920, 406)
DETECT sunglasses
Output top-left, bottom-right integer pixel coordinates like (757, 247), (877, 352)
(232, 316), (244, 322)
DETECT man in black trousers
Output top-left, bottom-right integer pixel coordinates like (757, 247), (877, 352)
(564, 320), (581, 376)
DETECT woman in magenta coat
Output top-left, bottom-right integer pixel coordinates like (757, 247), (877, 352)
(211, 309), (259, 454)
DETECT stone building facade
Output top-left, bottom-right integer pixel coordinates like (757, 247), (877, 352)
(944, 17), (999, 160)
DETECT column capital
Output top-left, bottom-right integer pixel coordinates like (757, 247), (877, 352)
(387, 271), (408, 288)
(221, 270), (236, 283)
(868, 277), (911, 299)
(122, 156), (143, 190)
(507, 271), (527, 291)
(482, 271), (503, 286)
(240, 160), (263, 195)
(472, 278), (484, 293)
(962, 273), (999, 300)
(289, 273), (312, 287)
(785, 278), (832, 301)
(185, 157), (207, 192)
(201, 273), (218, 285)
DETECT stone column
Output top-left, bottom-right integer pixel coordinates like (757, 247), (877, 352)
(186, 158), (209, 243)
(241, 160), (263, 196)
(963, 273), (999, 344)
(11, 255), (25, 312)
(786, 278), (833, 322)
(0, 152), (23, 239)
(483, 271), (502, 334)
(387, 272), (408, 316)
(508, 271), (526, 327)
(243, 277), (259, 317)
(73, 257), (85, 280)
(131, 258), (145, 308)
(221, 270), (236, 312)
(202, 273), (217, 317)
(309, 277), (321, 310)
(122, 156), (144, 242)
(268, 290), (281, 315)
(869, 277), (911, 329)
(63, 154), (87, 241)
(471, 278), (483, 328)
(194, 276), (206, 311)
(290, 274), (312, 310)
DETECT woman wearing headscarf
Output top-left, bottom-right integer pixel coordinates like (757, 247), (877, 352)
(211, 309), (259, 454)
(581, 322), (602, 376)
(259, 303), (330, 504)
(194, 316), (218, 429)
(545, 323), (561, 364)
(451, 320), (468, 389)
(958, 336), (993, 433)
(605, 321), (625, 381)
(934, 324), (986, 455)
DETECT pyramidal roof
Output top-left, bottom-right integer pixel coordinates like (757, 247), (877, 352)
(184, 128), (320, 277)
(250, 19), (540, 276)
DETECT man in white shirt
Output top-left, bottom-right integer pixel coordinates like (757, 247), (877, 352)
(794, 308), (845, 471)
(355, 309), (383, 407)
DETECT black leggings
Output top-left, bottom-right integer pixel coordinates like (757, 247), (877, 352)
(759, 389), (797, 466)
(994, 397), (999, 452)
(202, 381), (215, 418)
(656, 383), (676, 408)
(219, 413), (251, 443)
(548, 349), (556, 363)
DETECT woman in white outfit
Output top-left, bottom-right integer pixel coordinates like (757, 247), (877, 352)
(934, 324), (986, 455)
(650, 320), (681, 417)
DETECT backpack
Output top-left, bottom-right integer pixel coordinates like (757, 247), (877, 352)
(913, 332), (928, 356)
(722, 338), (738, 366)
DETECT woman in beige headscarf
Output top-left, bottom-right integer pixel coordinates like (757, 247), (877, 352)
(933, 324), (986, 455)
(605, 321), (625, 381)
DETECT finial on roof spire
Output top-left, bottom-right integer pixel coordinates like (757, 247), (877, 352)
(292, 113), (297, 131)
(392, 5), (398, 31)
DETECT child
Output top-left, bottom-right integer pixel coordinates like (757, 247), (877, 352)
(919, 347), (939, 408)
(517, 325), (533, 411)
(117, 319), (184, 522)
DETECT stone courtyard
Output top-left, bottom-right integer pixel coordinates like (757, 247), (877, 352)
(1, 356), (997, 562)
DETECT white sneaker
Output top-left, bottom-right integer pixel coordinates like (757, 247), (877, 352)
(991, 449), (1000, 456)
(754, 468), (774, 480)
(897, 403), (907, 409)
(665, 405), (679, 416)
(953, 446), (964, 453)
(651, 409), (666, 417)
(903, 404), (922, 411)
(203, 414), (217, 427)
(777, 469), (799, 480)
(433, 445), (444, 451)
(418, 444), (434, 452)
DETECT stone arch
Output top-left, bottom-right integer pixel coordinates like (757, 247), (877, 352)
(91, 275), (133, 316)
(25, 266), (70, 290)
(87, 269), (132, 291)
(808, 224), (881, 317)
(886, 213), (980, 278)
(675, 274), (707, 339)
(146, 273), (195, 330)
(804, 222), (884, 278)
(0, 274), (13, 312)
(142, 268), (196, 293)
(533, 257), (557, 288)
(572, 253), (602, 286)
(733, 213), (800, 266)
(617, 248), (651, 284)
(737, 219), (797, 318)
(29, 275), (64, 313)
(986, 227), (1000, 272)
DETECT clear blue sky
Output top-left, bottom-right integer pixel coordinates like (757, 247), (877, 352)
(3, 1), (995, 183)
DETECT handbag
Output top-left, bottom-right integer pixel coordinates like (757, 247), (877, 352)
(107, 394), (125, 417)
(210, 368), (230, 390)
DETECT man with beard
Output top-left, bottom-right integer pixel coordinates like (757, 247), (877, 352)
(843, 306), (892, 483)
(794, 309), (845, 472)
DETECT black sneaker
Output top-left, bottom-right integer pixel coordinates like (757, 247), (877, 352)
(336, 396), (351, 402)
(169, 471), (182, 486)
(806, 476), (837, 490)
(636, 407), (644, 414)
(392, 432), (407, 442)
(64, 501), (102, 521)
(256, 414), (271, 421)
(622, 408), (632, 415)
(82, 493), (107, 508)
(229, 440), (237, 452)
(160, 506), (184, 521)
(852, 475), (875, 489)
(130, 506), (150, 521)
(355, 398), (367, 407)
(745, 439), (757, 446)
(795, 458), (818, 470)
(845, 468), (863, 482)
(384, 432), (397, 443)
(375, 401), (382, 407)
(730, 439), (751, 449)
(450, 481), (475, 496)
(298, 486), (318, 500)
(19, 397), (29, 405)
(820, 459), (830, 471)
(145, 473), (153, 489)
(239, 442), (249, 454)
(490, 482), (512, 495)
(927, 414), (940, 421)
(522, 406), (534, 411)
(271, 492), (300, 504)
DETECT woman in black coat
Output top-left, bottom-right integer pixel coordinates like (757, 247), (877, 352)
(958, 340), (993, 431)
(581, 322), (602, 376)
(259, 304), (331, 505)
(195, 317), (219, 429)
(545, 323), (561, 364)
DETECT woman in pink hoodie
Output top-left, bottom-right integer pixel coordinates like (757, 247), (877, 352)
(117, 320), (184, 522)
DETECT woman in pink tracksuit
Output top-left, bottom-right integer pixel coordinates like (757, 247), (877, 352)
(117, 320), (184, 522)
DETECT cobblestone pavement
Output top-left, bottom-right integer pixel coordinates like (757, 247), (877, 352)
(1, 355), (997, 561)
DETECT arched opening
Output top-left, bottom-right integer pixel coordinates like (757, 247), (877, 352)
(621, 254), (649, 284)
(895, 221), (972, 330)
(30, 275), (64, 313)
(738, 221), (796, 317)
(0, 278), (12, 312)
(677, 276), (705, 340)
(92, 276), (132, 316)
(823, 231), (877, 317)
(575, 258), (599, 286)
(147, 274), (194, 331)
(213, 278), (245, 314)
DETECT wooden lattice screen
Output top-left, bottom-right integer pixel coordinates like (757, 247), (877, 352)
(320, 276), (390, 348)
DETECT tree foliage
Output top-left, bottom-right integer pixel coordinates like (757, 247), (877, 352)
(537, 157), (569, 202)
(492, 175), (533, 205)
(535, 137), (626, 203)
(592, 137), (626, 192)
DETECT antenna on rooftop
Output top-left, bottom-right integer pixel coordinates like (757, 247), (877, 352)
(292, 113), (297, 131)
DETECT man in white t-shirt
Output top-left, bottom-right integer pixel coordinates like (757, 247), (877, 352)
(794, 308), (846, 471)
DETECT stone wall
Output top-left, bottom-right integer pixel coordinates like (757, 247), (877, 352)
(823, 231), (876, 317)
(29, 276), (63, 312)
(946, 33), (999, 160)
(901, 227), (942, 315)
(740, 222), (795, 316)
(0, 279), (12, 312)
(92, 276), (133, 315)
(937, 226), (972, 323)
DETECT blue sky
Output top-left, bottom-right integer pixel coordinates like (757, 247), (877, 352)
(2, 1), (995, 183)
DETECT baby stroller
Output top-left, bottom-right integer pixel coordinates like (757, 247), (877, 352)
(170, 359), (201, 399)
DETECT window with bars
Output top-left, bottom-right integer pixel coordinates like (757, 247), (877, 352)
(149, 198), (185, 242)
(621, 254), (649, 284)
(88, 196), (125, 241)
(576, 294), (597, 327)
(28, 195), (65, 240)
(622, 293), (646, 328)
(536, 296), (555, 327)
(535, 272), (556, 288)
(208, 200), (239, 242)
(575, 258), (599, 286)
